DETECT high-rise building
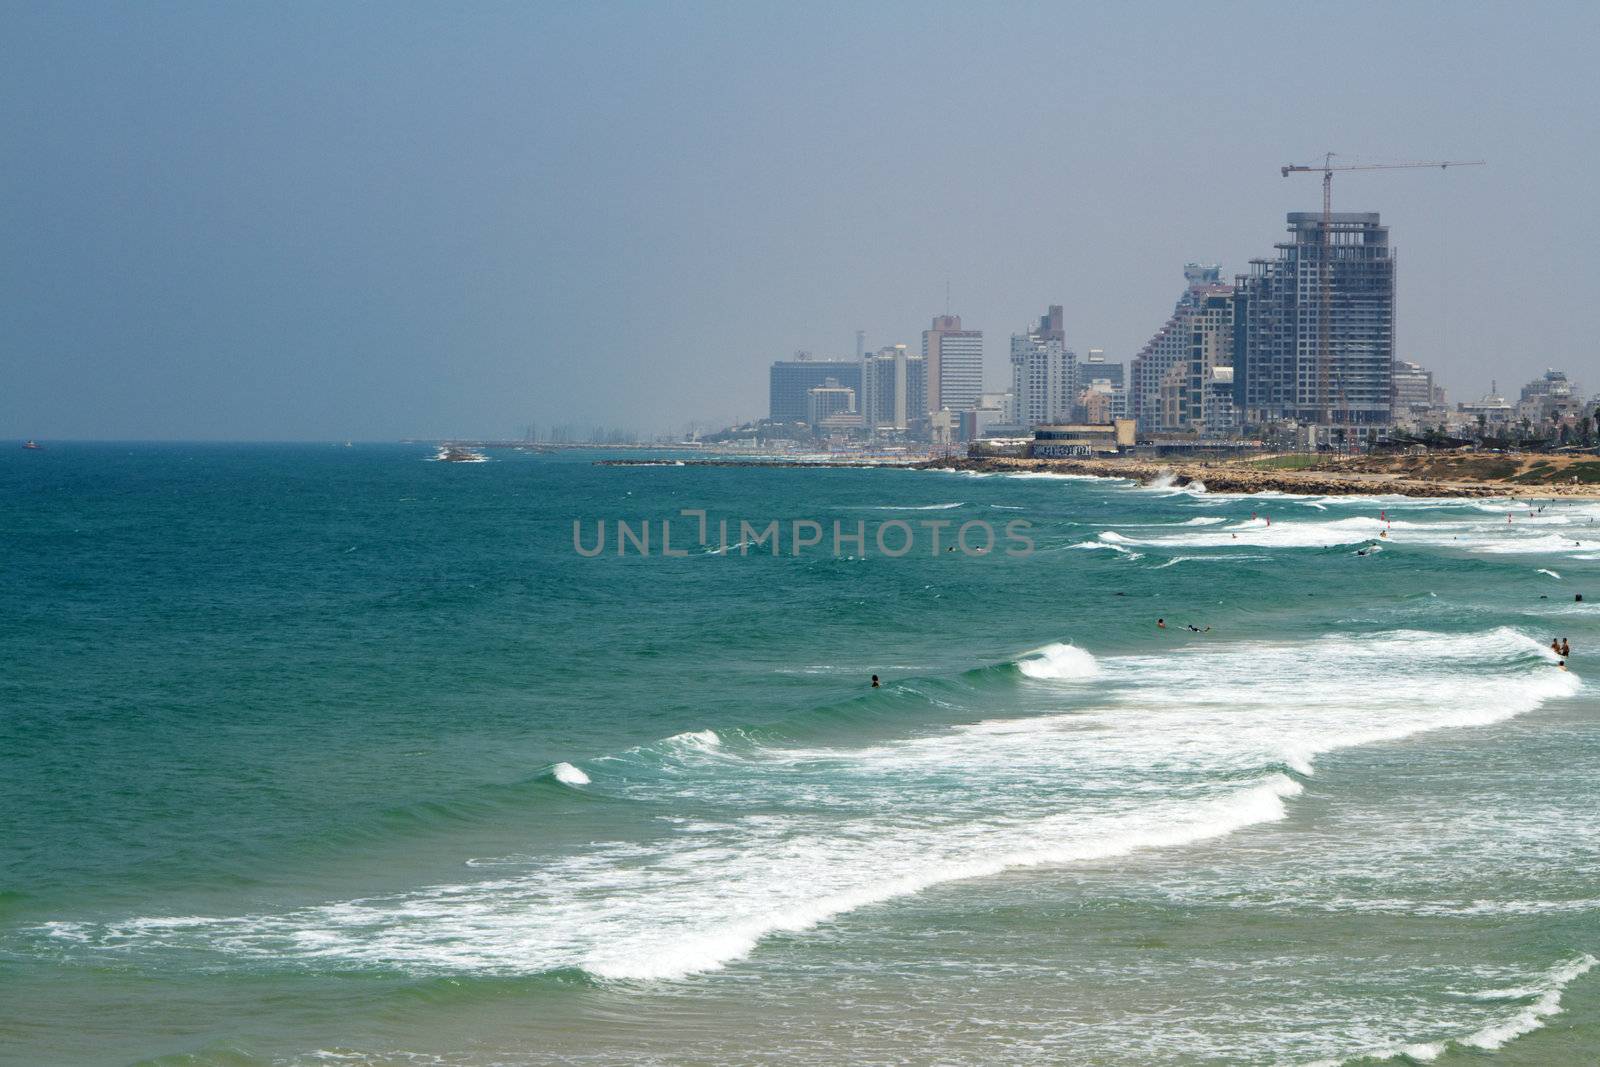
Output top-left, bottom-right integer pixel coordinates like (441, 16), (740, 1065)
(860, 345), (927, 434)
(769, 357), (863, 422)
(1236, 213), (1395, 431)
(806, 382), (856, 428)
(1186, 292), (1238, 434)
(922, 315), (984, 415)
(1393, 360), (1437, 413)
(1130, 265), (1232, 431)
(1080, 348), (1127, 420)
(1010, 307), (1076, 430)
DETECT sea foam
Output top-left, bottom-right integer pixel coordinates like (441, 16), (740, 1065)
(40, 627), (1579, 987)
(551, 763), (590, 786)
(1016, 643), (1099, 680)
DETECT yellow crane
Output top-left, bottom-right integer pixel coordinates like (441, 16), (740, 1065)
(1280, 154), (1484, 439)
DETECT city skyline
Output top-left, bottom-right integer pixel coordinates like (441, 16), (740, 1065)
(6, 3), (1598, 440)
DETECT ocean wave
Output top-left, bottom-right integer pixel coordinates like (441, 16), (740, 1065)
(551, 763), (590, 786)
(1306, 954), (1597, 1065)
(1000, 470), (1119, 482)
(1015, 642), (1099, 680)
(1096, 507), (1600, 557)
(848, 502), (964, 511)
(35, 628), (1577, 985)
(1067, 539), (1143, 559)
(1151, 554), (1273, 569)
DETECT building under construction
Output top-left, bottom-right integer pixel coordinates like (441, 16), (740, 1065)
(1236, 212), (1395, 434)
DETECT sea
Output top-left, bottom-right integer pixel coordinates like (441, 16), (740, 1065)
(3, 443), (1598, 1066)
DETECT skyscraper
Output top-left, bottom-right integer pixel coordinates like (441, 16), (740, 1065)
(769, 357), (864, 422)
(922, 315), (984, 416)
(1010, 306), (1076, 430)
(1129, 265), (1232, 432)
(1236, 213), (1395, 433)
(860, 345), (927, 434)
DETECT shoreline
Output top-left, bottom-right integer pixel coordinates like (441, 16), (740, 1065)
(598, 455), (1600, 499)
(917, 455), (1600, 498)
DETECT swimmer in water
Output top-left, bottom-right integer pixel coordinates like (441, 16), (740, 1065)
(871, 675), (880, 688)
(1552, 638), (1563, 655)
(1558, 660), (1568, 671)
(1561, 639), (1571, 657)
(1157, 618), (1166, 629)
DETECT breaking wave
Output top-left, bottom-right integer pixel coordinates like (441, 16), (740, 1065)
(31, 628), (1578, 985)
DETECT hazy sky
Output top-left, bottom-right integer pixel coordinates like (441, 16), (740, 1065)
(5, 1), (1598, 440)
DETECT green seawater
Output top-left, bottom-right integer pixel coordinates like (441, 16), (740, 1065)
(2, 443), (1598, 1066)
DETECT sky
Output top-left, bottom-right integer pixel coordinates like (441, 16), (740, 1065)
(4, 1), (1598, 441)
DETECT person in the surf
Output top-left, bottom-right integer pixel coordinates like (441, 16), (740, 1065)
(1558, 660), (1568, 671)
(1185, 624), (1210, 633)
(1156, 618), (1166, 629)
(871, 675), (880, 688)
(1561, 639), (1571, 657)
(1552, 638), (1563, 655)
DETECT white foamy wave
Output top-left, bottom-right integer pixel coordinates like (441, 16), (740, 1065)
(661, 729), (721, 752)
(1140, 471), (1208, 495)
(1016, 643), (1100, 680)
(551, 763), (590, 786)
(1065, 538), (1144, 560)
(1002, 470), (1119, 482)
(1537, 568), (1561, 579)
(1098, 505), (1600, 557)
(44, 628), (1577, 986)
(1457, 954), (1597, 1052)
(1310, 954), (1597, 1065)
(853, 502), (963, 511)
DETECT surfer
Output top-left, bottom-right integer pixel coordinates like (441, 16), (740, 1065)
(1185, 624), (1210, 633)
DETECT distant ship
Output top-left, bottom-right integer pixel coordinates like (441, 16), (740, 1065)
(22, 440), (42, 450)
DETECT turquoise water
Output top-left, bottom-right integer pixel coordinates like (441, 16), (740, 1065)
(3, 444), (1598, 1066)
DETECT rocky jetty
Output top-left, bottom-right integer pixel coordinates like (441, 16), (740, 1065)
(914, 455), (1600, 498)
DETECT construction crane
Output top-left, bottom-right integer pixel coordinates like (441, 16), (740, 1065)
(1280, 154), (1484, 444)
